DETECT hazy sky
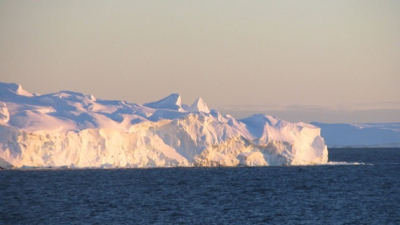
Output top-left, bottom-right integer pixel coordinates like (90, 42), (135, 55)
(1, 0), (399, 123)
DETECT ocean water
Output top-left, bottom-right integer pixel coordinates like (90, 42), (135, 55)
(1, 148), (399, 225)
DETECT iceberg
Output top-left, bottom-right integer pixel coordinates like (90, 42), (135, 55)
(0, 82), (328, 169)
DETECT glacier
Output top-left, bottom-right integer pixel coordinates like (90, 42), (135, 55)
(0, 82), (328, 169)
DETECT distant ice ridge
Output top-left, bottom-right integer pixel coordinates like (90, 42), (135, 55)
(0, 82), (328, 169)
(311, 122), (400, 148)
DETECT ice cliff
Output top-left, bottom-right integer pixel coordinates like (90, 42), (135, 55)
(0, 82), (328, 169)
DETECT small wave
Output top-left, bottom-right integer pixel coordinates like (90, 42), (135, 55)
(323, 161), (373, 166)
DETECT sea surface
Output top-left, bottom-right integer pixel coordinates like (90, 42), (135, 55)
(1, 148), (399, 224)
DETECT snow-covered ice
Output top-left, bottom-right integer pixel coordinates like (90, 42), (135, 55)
(0, 82), (328, 169)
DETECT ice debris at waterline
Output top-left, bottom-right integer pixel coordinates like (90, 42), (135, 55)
(0, 82), (328, 169)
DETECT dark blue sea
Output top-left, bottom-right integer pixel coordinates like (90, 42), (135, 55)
(1, 148), (399, 224)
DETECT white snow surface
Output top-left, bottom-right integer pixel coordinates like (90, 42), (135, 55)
(0, 82), (328, 169)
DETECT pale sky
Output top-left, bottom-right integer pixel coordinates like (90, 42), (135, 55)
(1, 0), (399, 123)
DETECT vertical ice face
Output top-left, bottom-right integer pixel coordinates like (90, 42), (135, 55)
(0, 82), (329, 169)
(0, 102), (9, 124)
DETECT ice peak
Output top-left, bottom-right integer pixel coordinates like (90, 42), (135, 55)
(239, 114), (279, 126)
(144, 93), (182, 110)
(0, 82), (33, 97)
(88, 94), (96, 101)
(189, 97), (210, 113)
